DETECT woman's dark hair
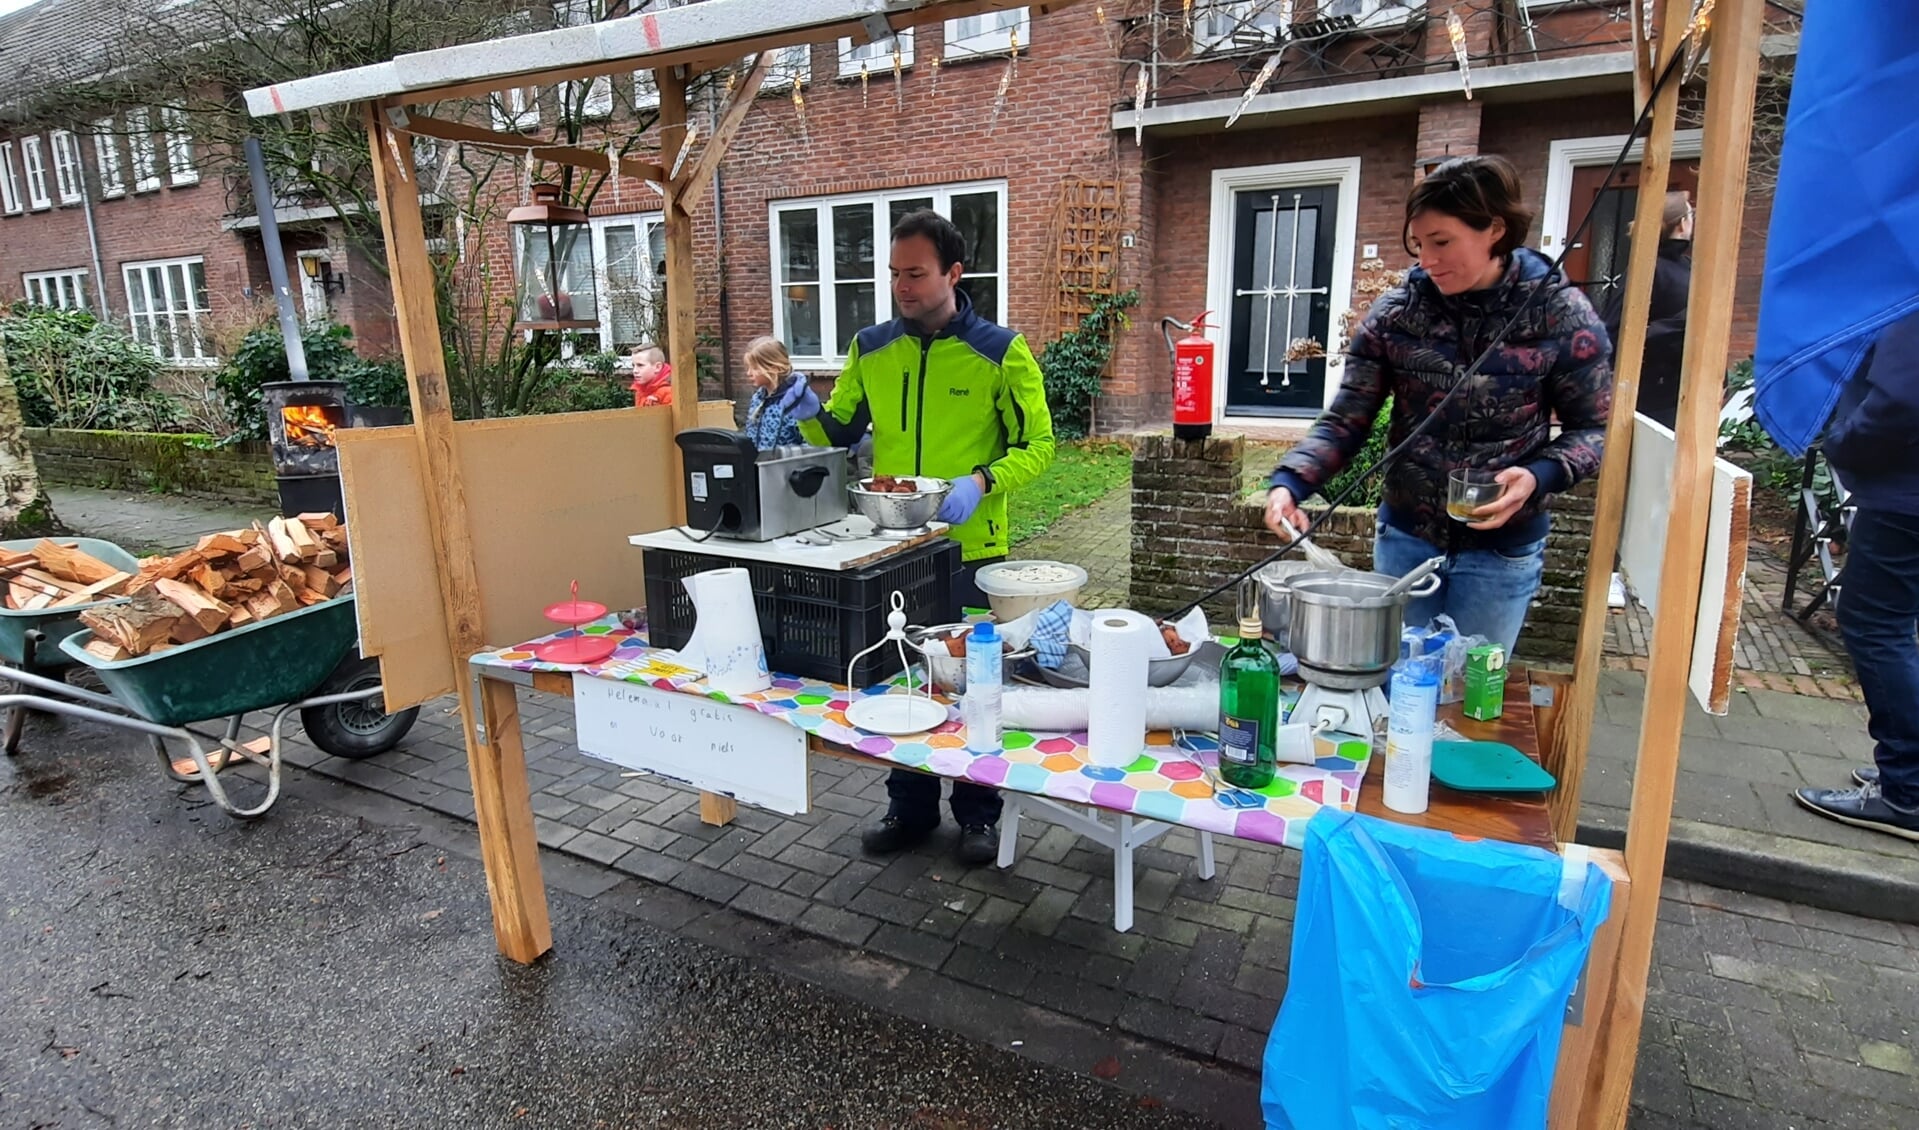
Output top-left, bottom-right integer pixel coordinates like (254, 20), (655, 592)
(891, 208), (967, 272)
(1402, 154), (1534, 258)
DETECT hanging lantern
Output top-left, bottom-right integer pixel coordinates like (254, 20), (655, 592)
(508, 183), (599, 332)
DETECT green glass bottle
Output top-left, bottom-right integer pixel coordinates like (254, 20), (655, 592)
(1218, 605), (1279, 791)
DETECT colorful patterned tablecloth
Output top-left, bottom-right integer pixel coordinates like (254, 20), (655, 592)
(475, 617), (1373, 850)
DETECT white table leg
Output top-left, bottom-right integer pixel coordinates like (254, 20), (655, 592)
(1198, 830), (1216, 880)
(997, 793), (1022, 869)
(1114, 813), (1136, 933)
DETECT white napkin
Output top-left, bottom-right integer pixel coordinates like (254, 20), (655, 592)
(1067, 606), (1210, 659)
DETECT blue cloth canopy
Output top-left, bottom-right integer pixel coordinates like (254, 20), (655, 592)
(1752, 3), (1919, 456)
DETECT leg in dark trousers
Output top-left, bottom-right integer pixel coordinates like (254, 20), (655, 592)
(951, 555), (1005, 830)
(883, 768), (942, 829)
(1836, 509), (1919, 808)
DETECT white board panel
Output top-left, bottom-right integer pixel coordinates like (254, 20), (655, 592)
(1619, 414), (1753, 715)
(572, 674), (809, 815)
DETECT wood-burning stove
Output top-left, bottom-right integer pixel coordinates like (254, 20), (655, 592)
(262, 380), (348, 518)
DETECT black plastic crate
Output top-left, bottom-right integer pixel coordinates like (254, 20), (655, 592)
(642, 538), (962, 686)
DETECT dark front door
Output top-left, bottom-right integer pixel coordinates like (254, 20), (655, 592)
(1226, 184), (1338, 417)
(1563, 160), (1701, 313)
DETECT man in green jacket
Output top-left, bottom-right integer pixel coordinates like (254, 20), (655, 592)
(789, 208), (1055, 864)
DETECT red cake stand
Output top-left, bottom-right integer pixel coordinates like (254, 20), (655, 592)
(531, 580), (620, 666)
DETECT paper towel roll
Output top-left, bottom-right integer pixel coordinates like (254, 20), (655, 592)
(675, 568), (771, 695)
(1086, 614), (1150, 768)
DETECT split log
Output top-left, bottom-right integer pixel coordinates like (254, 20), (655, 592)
(295, 512), (340, 532)
(227, 605), (254, 630)
(313, 549), (338, 570)
(170, 615), (210, 645)
(283, 519), (320, 560)
(302, 565), (343, 598)
(267, 579), (300, 614)
(31, 540), (123, 585)
(295, 586), (329, 607)
(83, 638), (132, 663)
(81, 592), (185, 656)
(235, 545), (275, 576)
(189, 563), (229, 599)
(49, 572), (132, 608)
(264, 518), (303, 564)
(196, 533), (250, 557)
(153, 578), (232, 634)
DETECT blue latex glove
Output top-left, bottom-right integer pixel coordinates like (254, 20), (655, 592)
(779, 379), (821, 421)
(937, 474), (985, 525)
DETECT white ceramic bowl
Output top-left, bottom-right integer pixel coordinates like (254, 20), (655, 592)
(971, 560), (1088, 621)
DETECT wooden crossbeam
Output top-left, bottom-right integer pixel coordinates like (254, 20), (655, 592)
(672, 51), (773, 212)
(388, 108), (665, 184)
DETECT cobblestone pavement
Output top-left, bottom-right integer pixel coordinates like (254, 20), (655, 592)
(1014, 488), (1132, 608)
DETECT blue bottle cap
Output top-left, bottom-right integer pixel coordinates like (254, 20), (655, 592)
(972, 622), (998, 642)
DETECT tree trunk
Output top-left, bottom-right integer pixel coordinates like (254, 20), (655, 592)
(0, 341), (62, 539)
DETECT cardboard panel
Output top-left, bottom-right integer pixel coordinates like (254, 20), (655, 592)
(1619, 414), (1753, 715)
(338, 403), (738, 711)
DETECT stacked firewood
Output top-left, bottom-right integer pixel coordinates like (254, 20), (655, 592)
(0, 515), (354, 662)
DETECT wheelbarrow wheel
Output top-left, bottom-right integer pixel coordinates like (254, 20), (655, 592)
(301, 656), (418, 760)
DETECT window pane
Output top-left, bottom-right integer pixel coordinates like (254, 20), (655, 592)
(125, 270), (147, 315)
(832, 203), (873, 281)
(778, 209), (819, 283)
(783, 285), (822, 357)
(957, 277), (998, 324)
(188, 260), (208, 310)
(950, 192), (999, 272)
(888, 197), (934, 235)
(834, 283), (875, 348)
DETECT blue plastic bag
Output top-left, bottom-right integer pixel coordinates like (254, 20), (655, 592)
(1262, 809), (1613, 1130)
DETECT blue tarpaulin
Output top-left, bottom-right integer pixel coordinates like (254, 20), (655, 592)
(1752, 3), (1919, 456)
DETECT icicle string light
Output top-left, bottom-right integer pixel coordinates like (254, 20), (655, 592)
(1133, 65), (1149, 146)
(1227, 52), (1282, 129)
(989, 55), (1014, 131)
(1683, 0), (1716, 80)
(1447, 10), (1473, 100)
(793, 75), (809, 143)
(860, 60), (870, 109)
(893, 41), (904, 110)
(670, 120), (698, 180)
(930, 53), (941, 96)
(606, 138), (620, 206)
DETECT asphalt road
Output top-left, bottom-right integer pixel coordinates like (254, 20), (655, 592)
(0, 709), (1214, 1130)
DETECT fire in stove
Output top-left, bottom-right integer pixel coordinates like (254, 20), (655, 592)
(283, 403), (343, 448)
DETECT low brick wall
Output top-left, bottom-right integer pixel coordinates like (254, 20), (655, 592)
(1128, 434), (1595, 661)
(25, 428), (277, 507)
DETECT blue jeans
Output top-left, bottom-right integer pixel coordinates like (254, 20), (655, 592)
(1835, 508), (1919, 808)
(1373, 522), (1545, 657)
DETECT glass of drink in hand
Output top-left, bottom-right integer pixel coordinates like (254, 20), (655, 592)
(1447, 468), (1503, 523)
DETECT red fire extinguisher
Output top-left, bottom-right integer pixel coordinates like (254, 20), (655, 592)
(1163, 312), (1215, 441)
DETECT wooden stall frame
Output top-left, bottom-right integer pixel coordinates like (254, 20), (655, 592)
(254, 0), (1773, 1122)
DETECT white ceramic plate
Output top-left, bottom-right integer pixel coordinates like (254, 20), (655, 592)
(846, 694), (948, 737)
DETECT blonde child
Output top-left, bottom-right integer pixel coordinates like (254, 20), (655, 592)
(741, 336), (807, 450)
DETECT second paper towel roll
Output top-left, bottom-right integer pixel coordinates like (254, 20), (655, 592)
(676, 567), (772, 695)
(1086, 614), (1151, 768)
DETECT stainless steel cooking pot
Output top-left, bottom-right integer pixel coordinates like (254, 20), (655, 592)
(1275, 568), (1443, 689)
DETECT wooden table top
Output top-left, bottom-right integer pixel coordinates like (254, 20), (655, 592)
(1354, 671), (1558, 852)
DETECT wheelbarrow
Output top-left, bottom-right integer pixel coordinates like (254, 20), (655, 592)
(0, 536), (147, 753)
(0, 592), (418, 818)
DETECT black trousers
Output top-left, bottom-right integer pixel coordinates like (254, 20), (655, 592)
(883, 554), (1005, 828)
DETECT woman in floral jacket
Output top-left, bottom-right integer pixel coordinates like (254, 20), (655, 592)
(1266, 155), (1613, 655)
(741, 335), (807, 451)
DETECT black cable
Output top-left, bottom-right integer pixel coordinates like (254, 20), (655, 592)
(1173, 41), (1692, 620)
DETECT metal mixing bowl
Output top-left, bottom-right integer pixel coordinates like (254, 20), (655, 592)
(1065, 641), (1202, 687)
(847, 476), (950, 530)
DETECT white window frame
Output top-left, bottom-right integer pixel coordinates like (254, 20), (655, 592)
(839, 29), (915, 77)
(1321, 0), (1411, 29)
(21, 136), (50, 209)
(127, 109), (160, 192)
(768, 180), (1009, 366)
(161, 108), (199, 185)
(0, 142), (20, 214)
(93, 118), (125, 198)
(49, 130), (84, 204)
(1205, 157), (1362, 423)
(22, 269), (89, 311)
(944, 7), (1029, 59)
(491, 87), (540, 131)
(122, 255), (213, 366)
(1192, 1), (1291, 54)
(1539, 129), (1706, 255)
(589, 211), (666, 354)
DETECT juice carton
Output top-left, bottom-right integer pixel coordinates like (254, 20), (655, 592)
(1463, 643), (1508, 721)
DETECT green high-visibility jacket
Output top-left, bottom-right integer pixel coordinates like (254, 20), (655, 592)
(799, 291), (1055, 561)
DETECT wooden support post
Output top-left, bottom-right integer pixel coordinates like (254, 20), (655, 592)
(656, 66), (703, 447)
(365, 102), (552, 964)
(1583, 1), (1766, 1124)
(1546, 0), (1690, 844)
(673, 52), (772, 212)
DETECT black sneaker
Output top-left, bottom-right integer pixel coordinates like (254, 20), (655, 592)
(861, 816), (936, 856)
(1852, 765), (1880, 788)
(1793, 783), (1919, 842)
(956, 823), (998, 866)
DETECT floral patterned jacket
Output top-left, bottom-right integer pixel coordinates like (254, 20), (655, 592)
(1270, 247), (1613, 551)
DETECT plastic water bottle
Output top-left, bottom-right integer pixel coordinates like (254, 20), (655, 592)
(964, 622), (1003, 755)
(1383, 652), (1441, 815)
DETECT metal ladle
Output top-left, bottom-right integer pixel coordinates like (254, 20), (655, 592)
(1381, 555), (1447, 600)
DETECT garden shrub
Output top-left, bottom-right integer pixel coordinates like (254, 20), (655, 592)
(0, 303), (186, 432)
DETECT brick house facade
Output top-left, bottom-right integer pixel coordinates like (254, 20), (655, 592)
(4, 1), (1794, 440)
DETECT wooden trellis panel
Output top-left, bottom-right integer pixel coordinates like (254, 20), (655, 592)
(1045, 179), (1126, 341)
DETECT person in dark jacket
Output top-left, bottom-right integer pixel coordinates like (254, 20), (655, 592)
(1794, 309), (1919, 841)
(1266, 155), (1613, 656)
(1603, 190), (1693, 428)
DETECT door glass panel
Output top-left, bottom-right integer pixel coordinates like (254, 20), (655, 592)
(957, 277), (998, 324)
(950, 192), (998, 271)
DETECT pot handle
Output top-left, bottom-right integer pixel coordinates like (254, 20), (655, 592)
(1407, 571), (1443, 598)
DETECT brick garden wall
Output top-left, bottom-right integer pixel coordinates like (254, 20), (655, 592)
(1128, 435), (1594, 661)
(26, 427), (276, 506)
